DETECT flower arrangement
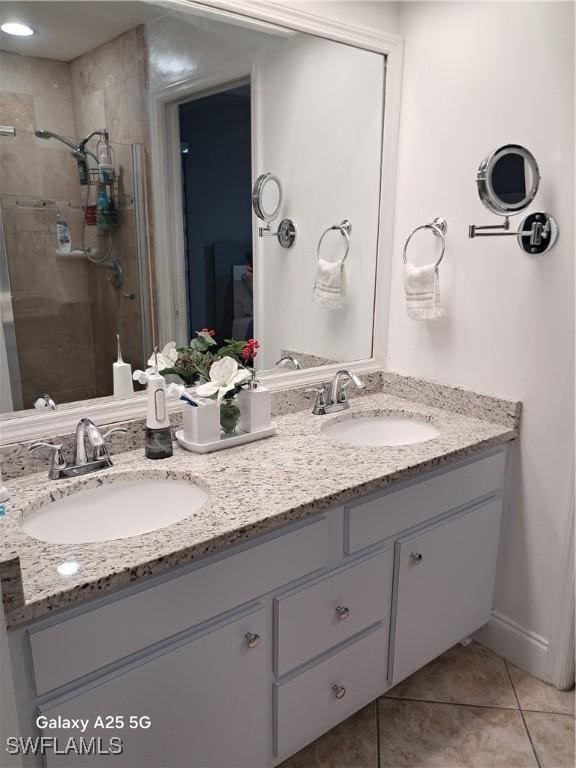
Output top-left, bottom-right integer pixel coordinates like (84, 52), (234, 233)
(136, 330), (260, 396)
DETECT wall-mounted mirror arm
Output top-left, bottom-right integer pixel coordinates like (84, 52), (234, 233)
(469, 212), (558, 252)
(258, 219), (297, 248)
(468, 217), (511, 238)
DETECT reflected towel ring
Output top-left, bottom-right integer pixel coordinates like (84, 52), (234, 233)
(317, 219), (352, 262)
(403, 217), (447, 268)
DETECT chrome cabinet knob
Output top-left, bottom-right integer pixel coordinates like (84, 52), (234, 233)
(410, 552), (423, 564)
(332, 684), (347, 700)
(335, 606), (350, 621)
(245, 632), (261, 649)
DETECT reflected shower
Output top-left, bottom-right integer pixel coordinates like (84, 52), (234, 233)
(35, 128), (108, 182)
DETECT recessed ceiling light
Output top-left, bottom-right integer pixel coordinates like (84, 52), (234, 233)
(1, 22), (35, 37)
(57, 560), (80, 577)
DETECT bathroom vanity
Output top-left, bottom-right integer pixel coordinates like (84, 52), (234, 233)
(1, 386), (518, 768)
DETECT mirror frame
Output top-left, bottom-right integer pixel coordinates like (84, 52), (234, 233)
(0, 0), (403, 444)
(252, 172), (283, 222)
(476, 143), (540, 216)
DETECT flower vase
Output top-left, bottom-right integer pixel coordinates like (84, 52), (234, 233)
(220, 396), (241, 435)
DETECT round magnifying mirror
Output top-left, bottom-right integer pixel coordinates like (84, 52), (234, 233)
(252, 173), (282, 222)
(477, 144), (540, 216)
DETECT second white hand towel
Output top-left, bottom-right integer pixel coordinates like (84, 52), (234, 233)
(404, 263), (445, 320)
(313, 257), (344, 309)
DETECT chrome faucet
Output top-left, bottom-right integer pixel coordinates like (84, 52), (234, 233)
(275, 355), (302, 370)
(28, 419), (127, 480)
(305, 370), (365, 415)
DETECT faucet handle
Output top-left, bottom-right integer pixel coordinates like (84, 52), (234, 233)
(102, 427), (129, 441)
(28, 442), (67, 480)
(304, 385), (329, 415)
(93, 427), (128, 461)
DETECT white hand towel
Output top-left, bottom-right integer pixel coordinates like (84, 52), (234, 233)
(404, 263), (445, 320)
(313, 257), (344, 310)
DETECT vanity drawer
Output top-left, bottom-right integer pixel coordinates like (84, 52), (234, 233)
(274, 549), (392, 676)
(29, 516), (329, 696)
(274, 623), (388, 758)
(345, 450), (506, 554)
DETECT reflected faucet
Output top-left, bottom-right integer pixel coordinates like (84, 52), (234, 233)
(275, 355), (301, 370)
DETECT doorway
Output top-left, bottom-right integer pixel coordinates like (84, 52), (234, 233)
(178, 83), (253, 342)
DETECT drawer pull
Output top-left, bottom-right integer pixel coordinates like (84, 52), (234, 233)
(245, 632), (261, 649)
(335, 605), (350, 621)
(332, 684), (347, 700)
(410, 552), (423, 564)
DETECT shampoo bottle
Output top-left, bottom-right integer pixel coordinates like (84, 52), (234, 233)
(145, 350), (173, 459)
(238, 370), (271, 433)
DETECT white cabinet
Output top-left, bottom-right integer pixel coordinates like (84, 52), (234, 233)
(390, 498), (502, 684)
(11, 448), (507, 768)
(39, 606), (268, 768)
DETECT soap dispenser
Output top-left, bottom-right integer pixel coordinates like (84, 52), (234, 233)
(144, 350), (173, 459)
(238, 370), (271, 433)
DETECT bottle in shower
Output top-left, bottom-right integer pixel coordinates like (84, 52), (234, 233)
(97, 136), (115, 183)
(77, 155), (89, 185)
(56, 214), (71, 254)
(97, 189), (109, 227)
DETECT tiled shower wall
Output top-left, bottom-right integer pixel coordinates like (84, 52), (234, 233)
(70, 27), (149, 398)
(0, 28), (149, 410)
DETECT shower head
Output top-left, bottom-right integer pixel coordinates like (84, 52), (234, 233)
(34, 127), (102, 163)
(34, 128), (80, 152)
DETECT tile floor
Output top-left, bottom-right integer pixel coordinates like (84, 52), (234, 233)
(281, 642), (575, 768)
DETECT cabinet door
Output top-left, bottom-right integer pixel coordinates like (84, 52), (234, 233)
(391, 499), (502, 684)
(39, 606), (268, 768)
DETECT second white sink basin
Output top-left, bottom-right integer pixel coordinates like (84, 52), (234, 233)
(21, 479), (208, 545)
(322, 414), (440, 447)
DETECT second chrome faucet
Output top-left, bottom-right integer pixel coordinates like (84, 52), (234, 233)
(305, 370), (365, 415)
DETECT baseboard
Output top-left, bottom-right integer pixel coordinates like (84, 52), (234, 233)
(474, 611), (550, 683)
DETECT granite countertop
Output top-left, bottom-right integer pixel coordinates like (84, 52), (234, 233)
(0, 388), (519, 629)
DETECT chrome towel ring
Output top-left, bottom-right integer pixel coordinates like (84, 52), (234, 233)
(317, 219), (352, 262)
(403, 217), (447, 267)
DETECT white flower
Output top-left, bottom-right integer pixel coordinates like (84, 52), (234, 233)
(147, 341), (178, 371)
(196, 356), (250, 403)
(132, 369), (149, 385)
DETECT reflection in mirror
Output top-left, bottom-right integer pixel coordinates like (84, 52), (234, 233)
(252, 173), (283, 222)
(0, 0), (386, 417)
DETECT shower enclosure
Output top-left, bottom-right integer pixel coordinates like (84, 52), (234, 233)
(0, 135), (152, 412)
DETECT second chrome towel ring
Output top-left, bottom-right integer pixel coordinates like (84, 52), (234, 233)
(403, 217), (447, 267)
(317, 219), (352, 262)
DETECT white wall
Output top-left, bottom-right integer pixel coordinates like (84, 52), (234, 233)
(388, 1), (574, 679)
(254, 35), (384, 367)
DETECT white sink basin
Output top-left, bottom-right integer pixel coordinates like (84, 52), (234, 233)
(21, 479), (208, 544)
(322, 414), (440, 447)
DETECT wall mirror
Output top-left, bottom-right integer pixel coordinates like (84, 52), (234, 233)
(0, 0), (391, 424)
(476, 144), (540, 215)
(252, 173), (282, 222)
(469, 143), (559, 255)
